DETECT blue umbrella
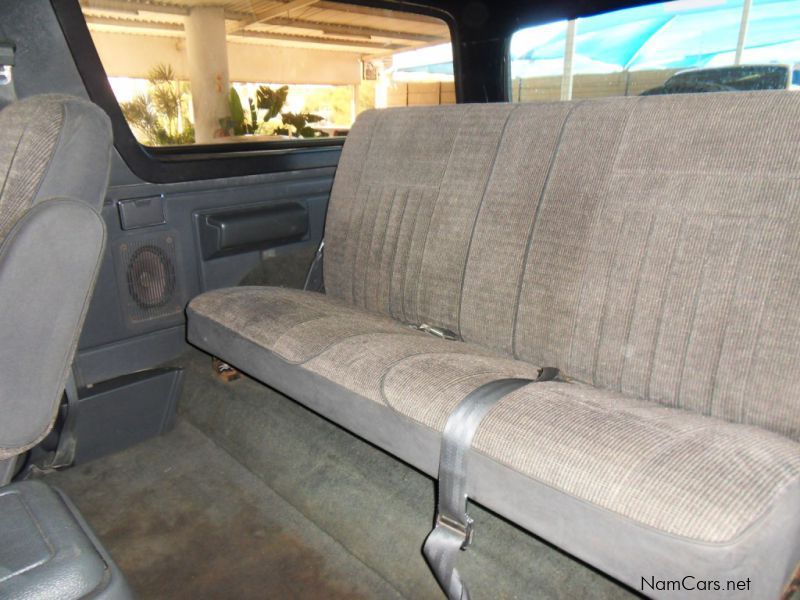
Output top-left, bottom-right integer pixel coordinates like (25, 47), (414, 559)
(394, 0), (800, 78)
(512, 0), (800, 72)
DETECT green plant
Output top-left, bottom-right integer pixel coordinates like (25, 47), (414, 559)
(222, 84), (328, 139)
(256, 85), (289, 121)
(221, 85), (289, 136)
(222, 88), (257, 136)
(303, 85), (354, 125)
(120, 64), (194, 145)
(274, 112), (328, 138)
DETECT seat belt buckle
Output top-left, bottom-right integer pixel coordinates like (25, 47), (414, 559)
(416, 323), (459, 341)
(435, 513), (474, 550)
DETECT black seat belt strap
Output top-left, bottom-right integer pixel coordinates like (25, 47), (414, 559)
(423, 368), (559, 600)
(21, 367), (81, 478)
(51, 368), (80, 469)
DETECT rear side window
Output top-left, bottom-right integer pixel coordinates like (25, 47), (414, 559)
(509, 0), (800, 102)
(78, 0), (453, 146)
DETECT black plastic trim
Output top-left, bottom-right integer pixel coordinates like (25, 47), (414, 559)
(50, 0), (460, 183)
(196, 202), (309, 260)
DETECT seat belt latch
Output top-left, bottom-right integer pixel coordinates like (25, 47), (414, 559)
(435, 513), (474, 550)
(415, 323), (459, 341)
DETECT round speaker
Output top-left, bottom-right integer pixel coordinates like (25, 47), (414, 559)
(125, 244), (176, 310)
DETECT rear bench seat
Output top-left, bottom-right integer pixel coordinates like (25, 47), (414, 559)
(187, 92), (800, 597)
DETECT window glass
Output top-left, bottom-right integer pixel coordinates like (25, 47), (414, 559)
(79, 0), (453, 146)
(510, 0), (800, 102)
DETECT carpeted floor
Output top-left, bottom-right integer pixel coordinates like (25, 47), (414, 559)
(46, 348), (638, 599)
(47, 420), (402, 600)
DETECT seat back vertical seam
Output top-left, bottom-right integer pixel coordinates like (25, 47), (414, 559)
(336, 109), (381, 304)
(510, 100), (584, 359)
(456, 104), (519, 336)
(565, 99), (636, 382)
(412, 106), (470, 326)
(385, 187), (410, 319)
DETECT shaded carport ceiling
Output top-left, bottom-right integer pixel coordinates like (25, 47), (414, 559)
(80, 0), (451, 56)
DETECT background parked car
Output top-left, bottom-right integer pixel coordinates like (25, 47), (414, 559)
(642, 63), (800, 95)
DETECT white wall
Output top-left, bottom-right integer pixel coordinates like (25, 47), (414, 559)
(90, 31), (361, 85)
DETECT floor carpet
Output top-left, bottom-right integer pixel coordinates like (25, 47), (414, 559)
(44, 348), (639, 599)
(175, 349), (636, 600)
(47, 420), (403, 600)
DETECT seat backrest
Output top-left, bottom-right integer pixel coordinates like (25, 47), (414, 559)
(0, 94), (112, 462)
(325, 102), (573, 330)
(324, 92), (800, 441)
(0, 94), (111, 238)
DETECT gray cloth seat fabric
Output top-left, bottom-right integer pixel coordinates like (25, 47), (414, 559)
(189, 286), (540, 402)
(188, 92), (800, 597)
(188, 286), (429, 364)
(188, 304), (800, 599)
(0, 94), (111, 461)
(189, 286), (800, 543)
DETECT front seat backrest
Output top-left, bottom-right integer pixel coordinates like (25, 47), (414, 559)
(0, 94), (111, 463)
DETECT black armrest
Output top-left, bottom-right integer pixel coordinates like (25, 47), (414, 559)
(196, 202), (309, 260)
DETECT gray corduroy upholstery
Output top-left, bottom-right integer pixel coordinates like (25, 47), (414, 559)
(189, 286), (423, 365)
(0, 98), (64, 241)
(0, 95), (111, 460)
(188, 91), (800, 596)
(473, 381), (800, 544)
(189, 290), (800, 544)
(513, 94), (800, 441)
(323, 94), (800, 440)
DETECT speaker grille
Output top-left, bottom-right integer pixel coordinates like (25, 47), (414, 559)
(118, 233), (182, 324)
(126, 245), (176, 309)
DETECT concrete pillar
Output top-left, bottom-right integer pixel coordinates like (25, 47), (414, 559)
(351, 83), (358, 123)
(374, 62), (389, 109)
(184, 6), (230, 143)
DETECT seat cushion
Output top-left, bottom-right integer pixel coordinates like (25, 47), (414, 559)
(476, 381), (800, 543)
(311, 317), (800, 543)
(379, 346), (800, 542)
(187, 285), (800, 597)
(189, 286), (800, 543)
(189, 286), (541, 407)
(188, 286), (421, 365)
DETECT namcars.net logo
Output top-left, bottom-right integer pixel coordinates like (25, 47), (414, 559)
(641, 576), (752, 593)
